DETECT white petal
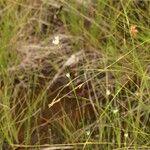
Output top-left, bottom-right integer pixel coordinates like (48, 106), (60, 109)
(52, 36), (60, 45)
(106, 89), (111, 96)
(113, 109), (119, 114)
(66, 73), (70, 78)
(124, 133), (128, 138)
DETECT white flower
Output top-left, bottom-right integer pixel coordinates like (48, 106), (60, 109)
(52, 36), (60, 45)
(66, 73), (70, 78)
(124, 133), (128, 138)
(113, 109), (119, 114)
(106, 89), (111, 96)
(86, 130), (90, 136)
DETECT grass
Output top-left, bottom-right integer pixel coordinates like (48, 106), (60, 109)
(0, 0), (150, 149)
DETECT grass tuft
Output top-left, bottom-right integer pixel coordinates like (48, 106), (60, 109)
(0, 0), (150, 149)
